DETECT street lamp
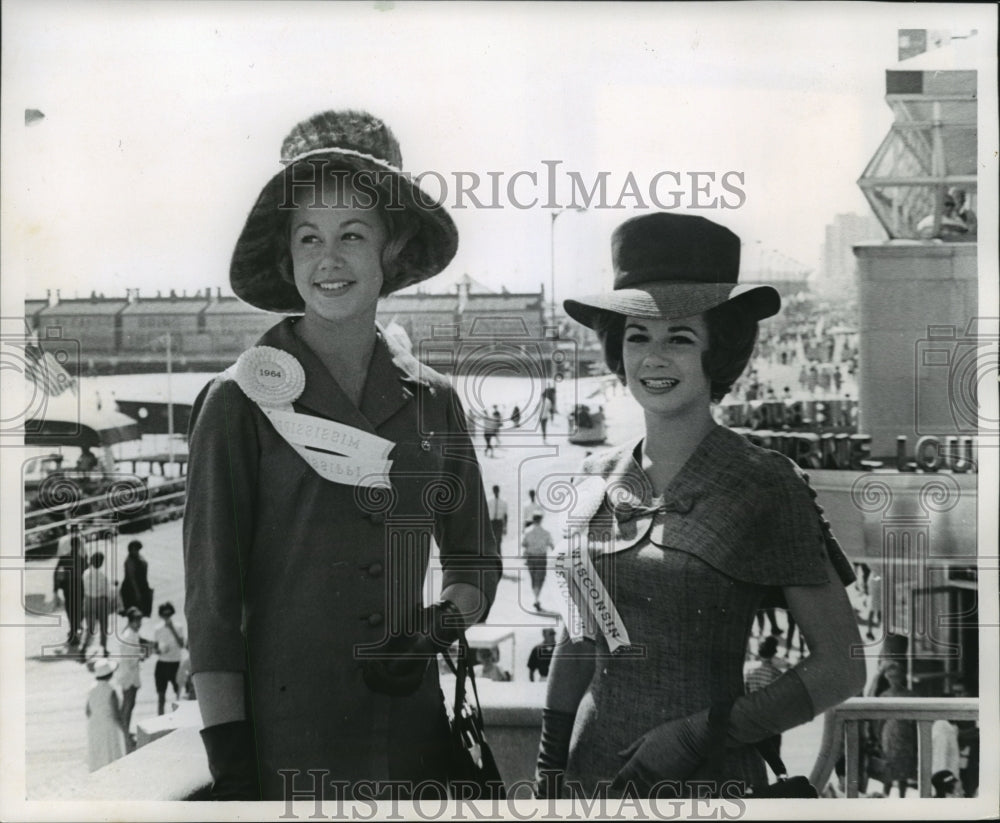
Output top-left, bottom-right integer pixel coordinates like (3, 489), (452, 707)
(550, 206), (586, 334)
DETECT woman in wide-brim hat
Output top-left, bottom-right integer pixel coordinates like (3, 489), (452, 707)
(534, 213), (865, 799)
(184, 110), (501, 800)
(86, 658), (125, 772)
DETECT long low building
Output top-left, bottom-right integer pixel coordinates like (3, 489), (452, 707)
(24, 283), (592, 371)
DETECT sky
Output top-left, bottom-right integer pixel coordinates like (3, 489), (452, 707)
(1, 1), (995, 305)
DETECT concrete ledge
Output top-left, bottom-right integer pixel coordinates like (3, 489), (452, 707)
(43, 726), (211, 801)
(47, 681), (546, 800)
(854, 240), (978, 260)
(136, 699), (202, 747)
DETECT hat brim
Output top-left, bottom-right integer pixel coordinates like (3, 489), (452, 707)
(563, 282), (780, 329)
(231, 153), (458, 313)
(92, 660), (118, 677)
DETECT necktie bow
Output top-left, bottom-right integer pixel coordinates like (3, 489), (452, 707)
(611, 492), (697, 523)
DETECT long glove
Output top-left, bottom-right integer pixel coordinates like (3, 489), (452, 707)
(610, 708), (713, 794)
(612, 669), (816, 793)
(726, 667), (815, 744)
(362, 600), (462, 697)
(533, 708), (576, 798)
(199, 720), (261, 800)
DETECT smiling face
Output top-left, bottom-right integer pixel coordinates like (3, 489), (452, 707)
(289, 187), (388, 324)
(622, 314), (712, 420)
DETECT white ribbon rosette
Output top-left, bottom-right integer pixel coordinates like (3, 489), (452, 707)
(231, 346), (393, 488)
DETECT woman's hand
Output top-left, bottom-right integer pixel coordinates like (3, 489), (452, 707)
(361, 600), (461, 697)
(611, 708), (712, 794)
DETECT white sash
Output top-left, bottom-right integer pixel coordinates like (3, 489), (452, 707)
(554, 476), (632, 652)
(229, 347), (394, 489)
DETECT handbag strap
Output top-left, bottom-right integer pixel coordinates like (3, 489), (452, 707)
(753, 733), (788, 778)
(707, 698), (789, 780)
(441, 632), (485, 729)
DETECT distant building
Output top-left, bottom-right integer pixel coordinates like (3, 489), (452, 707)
(199, 295), (277, 355)
(24, 278), (557, 372)
(378, 293), (458, 349)
(35, 293), (129, 354)
(119, 291), (210, 354)
(818, 213), (885, 296)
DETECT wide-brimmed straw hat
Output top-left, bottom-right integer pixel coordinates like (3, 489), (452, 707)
(231, 109), (458, 313)
(92, 659), (117, 678)
(563, 213), (780, 329)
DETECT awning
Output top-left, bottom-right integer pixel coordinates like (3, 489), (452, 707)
(24, 393), (140, 448)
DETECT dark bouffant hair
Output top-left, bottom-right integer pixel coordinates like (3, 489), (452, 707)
(275, 161), (422, 296)
(593, 301), (758, 403)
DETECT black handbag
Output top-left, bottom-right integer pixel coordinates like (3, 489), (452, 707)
(441, 633), (506, 799)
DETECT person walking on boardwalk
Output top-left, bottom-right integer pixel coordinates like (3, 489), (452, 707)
(120, 539), (153, 618)
(81, 551), (112, 659)
(522, 513), (555, 612)
(528, 627), (558, 682)
(483, 410), (500, 456)
(487, 484), (509, 554)
(523, 488), (544, 528)
(153, 601), (185, 715)
(53, 535), (86, 648)
(116, 607), (148, 750)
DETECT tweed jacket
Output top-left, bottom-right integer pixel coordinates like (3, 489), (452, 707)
(183, 317), (501, 796)
(561, 424), (854, 642)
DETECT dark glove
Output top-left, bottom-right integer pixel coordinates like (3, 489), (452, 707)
(199, 720), (261, 801)
(533, 708), (576, 798)
(611, 708), (713, 794)
(361, 600), (461, 697)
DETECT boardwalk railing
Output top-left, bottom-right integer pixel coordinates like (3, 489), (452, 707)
(25, 475), (187, 556)
(50, 692), (978, 801)
(809, 696), (979, 797)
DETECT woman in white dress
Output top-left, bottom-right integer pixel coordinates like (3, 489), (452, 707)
(85, 659), (125, 772)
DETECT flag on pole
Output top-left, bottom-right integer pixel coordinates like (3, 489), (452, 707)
(23, 344), (77, 396)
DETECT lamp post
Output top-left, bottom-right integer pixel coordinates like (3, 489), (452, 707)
(549, 207), (586, 335)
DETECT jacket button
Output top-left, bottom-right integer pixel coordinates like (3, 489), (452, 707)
(367, 563), (384, 577)
(366, 613), (384, 627)
(421, 440), (431, 452)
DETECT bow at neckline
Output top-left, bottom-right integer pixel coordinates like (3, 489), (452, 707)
(610, 491), (698, 523)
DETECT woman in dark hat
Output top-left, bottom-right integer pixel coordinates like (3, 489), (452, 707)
(184, 110), (501, 800)
(535, 213), (865, 798)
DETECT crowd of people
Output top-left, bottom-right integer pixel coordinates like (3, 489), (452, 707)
(51, 533), (194, 771)
(468, 390), (559, 454)
(726, 294), (860, 405)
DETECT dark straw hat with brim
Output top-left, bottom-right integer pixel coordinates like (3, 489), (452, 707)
(231, 109), (458, 313)
(563, 213), (780, 328)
